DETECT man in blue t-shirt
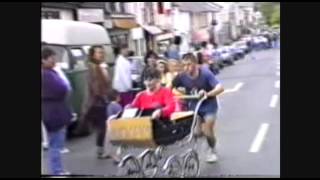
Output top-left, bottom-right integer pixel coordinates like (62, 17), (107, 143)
(172, 53), (224, 163)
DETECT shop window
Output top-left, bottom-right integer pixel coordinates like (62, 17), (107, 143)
(42, 11), (60, 19)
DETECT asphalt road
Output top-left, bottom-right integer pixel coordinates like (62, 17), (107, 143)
(42, 48), (280, 178)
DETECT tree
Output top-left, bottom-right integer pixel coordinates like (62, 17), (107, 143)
(271, 5), (280, 26)
(255, 2), (280, 26)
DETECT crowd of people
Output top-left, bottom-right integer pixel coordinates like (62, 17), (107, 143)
(42, 39), (225, 175)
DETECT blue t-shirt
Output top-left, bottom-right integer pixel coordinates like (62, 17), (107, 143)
(173, 66), (220, 115)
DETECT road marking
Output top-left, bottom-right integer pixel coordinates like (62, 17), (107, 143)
(249, 123), (270, 153)
(269, 94), (279, 108)
(275, 80), (280, 89)
(222, 82), (244, 94)
(276, 71), (280, 76)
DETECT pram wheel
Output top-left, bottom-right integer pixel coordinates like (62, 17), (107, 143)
(138, 149), (158, 178)
(163, 155), (183, 177)
(118, 155), (142, 177)
(182, 149), (200, 177)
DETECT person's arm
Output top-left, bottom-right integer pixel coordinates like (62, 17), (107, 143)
(165, 73), (173, 88)
(130, 92), (142, 109)
(160, 89), (176, 118)
(200, 70), (224, 98)
(171, 74), (186, 95)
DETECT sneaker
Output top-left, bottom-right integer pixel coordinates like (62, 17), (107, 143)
(60, 148), (70, 154)
(205, 151), (218, 163)
(42, 143), (49, 150)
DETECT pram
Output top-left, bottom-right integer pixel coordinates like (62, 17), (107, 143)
(107, 95), (207, 177)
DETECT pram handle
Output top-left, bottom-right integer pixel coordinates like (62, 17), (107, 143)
(187, 96), (208, 143)
(175, 95), (200, 100)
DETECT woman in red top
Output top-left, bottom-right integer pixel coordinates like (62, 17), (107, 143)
(131, 68), (176, 120)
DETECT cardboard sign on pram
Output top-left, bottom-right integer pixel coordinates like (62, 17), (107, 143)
(107, 116), (157, 148)
(107, 112), (194, 148)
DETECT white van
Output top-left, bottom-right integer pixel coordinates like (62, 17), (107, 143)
(42, 19), (114, 70)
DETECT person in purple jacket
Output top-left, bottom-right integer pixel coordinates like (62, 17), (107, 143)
(42, 47), (72, 175)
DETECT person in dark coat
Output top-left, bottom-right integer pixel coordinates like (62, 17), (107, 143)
(42, 47), (72, 175)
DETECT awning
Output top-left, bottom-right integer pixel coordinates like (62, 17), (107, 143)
(142, 25), (163, 35)
(192, 29), (210, 43)
(156, 33), (174, 41)
(174, 2), (221, 13)
(113, 19), (139, 29)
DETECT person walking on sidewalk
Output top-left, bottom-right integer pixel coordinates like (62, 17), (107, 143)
(42, 47), (72, 175)
(82, 46), (117, 160)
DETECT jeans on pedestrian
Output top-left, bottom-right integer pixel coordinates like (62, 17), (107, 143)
(48, 127), (66, 175)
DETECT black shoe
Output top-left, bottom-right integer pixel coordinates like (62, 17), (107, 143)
(97, 153), (111, 159)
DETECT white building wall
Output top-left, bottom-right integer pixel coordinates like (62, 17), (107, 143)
(42, 8), (74, 20)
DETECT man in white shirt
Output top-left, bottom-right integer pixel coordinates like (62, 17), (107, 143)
(112, 46), (134, 107)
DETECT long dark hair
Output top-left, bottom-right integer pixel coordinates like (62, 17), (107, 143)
(144, 50), (158, 66)
(88, 45), (103, 62)
(157, 60), (169, 74)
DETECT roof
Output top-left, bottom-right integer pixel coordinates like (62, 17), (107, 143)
(42, 20), (111, 45)
(174, 2), (222, 13)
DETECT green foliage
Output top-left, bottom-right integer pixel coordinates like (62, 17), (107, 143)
(256, 2), (280, 26)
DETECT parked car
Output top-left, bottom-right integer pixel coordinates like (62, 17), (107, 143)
(227, 45), (245, 61)
(234, 41), (250, 55)
(212, 49), (224, 69)
(218, 46), (234, 66)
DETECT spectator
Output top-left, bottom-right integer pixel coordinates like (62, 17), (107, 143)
(82, 46), (114, 160)
(42, 47), (72, 175)
(140, 50), (159, 89)
(113, 45), (134, 107)
(165, 37), (181, 60)
(156, 60), (174, 88)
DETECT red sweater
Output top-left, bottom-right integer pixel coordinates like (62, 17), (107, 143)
(131, 87), (176, 119)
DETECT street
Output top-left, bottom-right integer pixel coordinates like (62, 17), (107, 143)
(42, 48), (280, 177)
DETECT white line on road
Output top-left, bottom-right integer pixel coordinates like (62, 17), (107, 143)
(275, 80), (280, 89)
(222, 82), (244, 94)
(269, 94), (279, 108)
(249, 123), (270, 153)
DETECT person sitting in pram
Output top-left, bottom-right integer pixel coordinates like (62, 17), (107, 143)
(129, 67), (177, 120)
(125, 68), (193, 145)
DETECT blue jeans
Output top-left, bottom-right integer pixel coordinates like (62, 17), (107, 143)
(48, 127), (66, 175)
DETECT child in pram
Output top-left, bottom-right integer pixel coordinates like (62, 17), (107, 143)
(125, 68), (192, 145)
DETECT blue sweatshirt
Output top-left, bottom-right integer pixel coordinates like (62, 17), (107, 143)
(41, 68), (72, 132)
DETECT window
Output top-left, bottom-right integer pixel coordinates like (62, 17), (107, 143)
(110, 2), (116, 12)
(120, 2), (126, 13)
(42, 11), (60, 19)
(110, 34), (128, 47)
(144, 2), (154, 24)
(157, 2), (164, 14)
(109, 2), (126, 13)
